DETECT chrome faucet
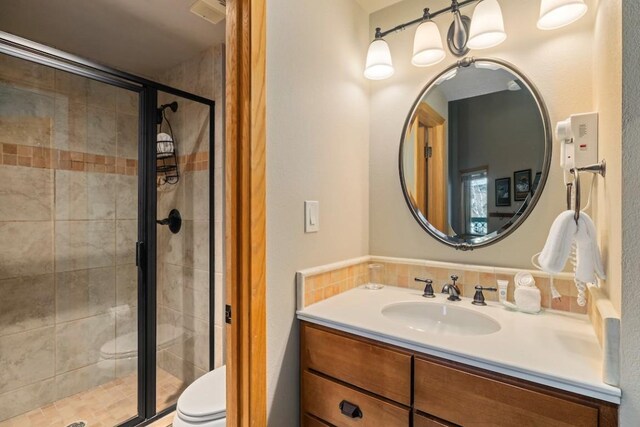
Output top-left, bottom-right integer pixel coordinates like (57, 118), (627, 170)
(441, 275), (461, 301)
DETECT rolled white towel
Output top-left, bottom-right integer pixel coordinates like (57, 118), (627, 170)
(515, 272), (536, 288)
(514, 286), (541, 313)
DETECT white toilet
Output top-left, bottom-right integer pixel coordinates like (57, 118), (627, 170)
(173, 366), (226, 427)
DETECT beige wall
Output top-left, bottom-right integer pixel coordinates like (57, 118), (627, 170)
(155, 45), (225, 384)
(265, 0), (370, 424)
(621, 1), (640, 424)
(593, 0), (622, 313)
(369, 0), (596, 268)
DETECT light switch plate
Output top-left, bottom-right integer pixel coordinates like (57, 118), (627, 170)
(305, 201), (319, 233)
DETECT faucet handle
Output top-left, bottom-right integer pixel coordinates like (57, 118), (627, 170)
(415, 277), (435, 298)
(472, 285), (498, 306)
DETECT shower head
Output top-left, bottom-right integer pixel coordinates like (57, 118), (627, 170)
(157, 101), (178, 124)
(160, 102), (178, 113)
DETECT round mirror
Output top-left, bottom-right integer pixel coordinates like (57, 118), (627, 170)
(399, 58), (551, 250)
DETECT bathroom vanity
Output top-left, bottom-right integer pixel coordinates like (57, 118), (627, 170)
(298, 287), (620, 426)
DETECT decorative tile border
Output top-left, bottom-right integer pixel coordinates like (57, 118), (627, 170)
(295, 256), (371, 310)
(1, 142), (138, 175)
(1, 142), (210, 175)
(177, 151), (209, 172)
(296, 255), (586, 314)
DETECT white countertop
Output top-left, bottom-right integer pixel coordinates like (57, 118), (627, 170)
(297, 285), (621, 404)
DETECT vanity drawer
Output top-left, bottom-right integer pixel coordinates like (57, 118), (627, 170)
(303, 413), (332, 427)
(302, 370), (410, 427)
(413, 412), (457, 427)
(301, 322), (412, 405)
(414, 358), (599, 426)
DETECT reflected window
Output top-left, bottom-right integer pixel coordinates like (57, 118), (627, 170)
(461, 170), (488, 236)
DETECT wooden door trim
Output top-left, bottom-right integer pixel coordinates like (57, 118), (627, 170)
(225, 0), (267, 425)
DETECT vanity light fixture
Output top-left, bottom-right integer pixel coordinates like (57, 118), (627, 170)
(412, 19), (446, 67)
(364, 37), (395, 80)
(365, 0), (588, 80)
(537, 0), (588, 30)
(365, 1), (503, 80)
(467, 0), (506, 50)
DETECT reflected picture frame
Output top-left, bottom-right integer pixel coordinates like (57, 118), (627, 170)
(495, 177), (511, 207)
(514, 169), (532, 201)
(531, 171), (542, 195)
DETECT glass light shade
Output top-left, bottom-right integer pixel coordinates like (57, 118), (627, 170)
(364, 39), (394, 80)
(467, 0), (507, 50)
(537, 0), (587, 30)
(411, 21), (445, 67)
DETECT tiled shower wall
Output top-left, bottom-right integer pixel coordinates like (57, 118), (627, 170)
(155, 44), (225, 384)
(0, 54), (139, 421)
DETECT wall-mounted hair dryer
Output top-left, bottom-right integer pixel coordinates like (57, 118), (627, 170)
(556, 112), (598, 173)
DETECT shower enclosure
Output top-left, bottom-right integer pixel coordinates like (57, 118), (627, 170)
(0, 32), (222, 427)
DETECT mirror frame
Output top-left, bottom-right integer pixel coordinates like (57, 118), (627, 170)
(398, 57), (552, 251)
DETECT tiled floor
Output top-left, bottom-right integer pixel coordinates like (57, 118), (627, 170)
(0, 369), (186, 427)
(147, 412), (175, 427)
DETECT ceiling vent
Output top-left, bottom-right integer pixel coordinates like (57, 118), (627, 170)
(190, 0), (226, 25)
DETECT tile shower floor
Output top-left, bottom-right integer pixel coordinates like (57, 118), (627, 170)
(0, 369), (186, 427)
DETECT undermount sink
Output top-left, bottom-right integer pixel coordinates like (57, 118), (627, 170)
(381, 302), (501, 336)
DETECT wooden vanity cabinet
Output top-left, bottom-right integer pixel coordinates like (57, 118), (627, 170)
(300, 321), (618, 427)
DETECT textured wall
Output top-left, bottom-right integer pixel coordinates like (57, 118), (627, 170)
(369, 0), (596, 268)
(266, 0), (370, 424)
(593, 0), (622, 314)
(621, 1), (640, 424)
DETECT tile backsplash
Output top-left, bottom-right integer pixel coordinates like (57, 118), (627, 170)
(297, 256), (584, 314)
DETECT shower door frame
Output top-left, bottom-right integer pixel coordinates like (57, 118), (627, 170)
(0, 31), (217, 427)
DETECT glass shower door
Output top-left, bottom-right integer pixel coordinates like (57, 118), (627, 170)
(0, 52), (140, 426)
(154, 90), (215, 413)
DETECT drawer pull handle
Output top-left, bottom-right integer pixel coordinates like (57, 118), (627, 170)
(339, 400), (363, 419)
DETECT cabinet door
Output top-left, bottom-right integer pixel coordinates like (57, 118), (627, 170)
(414, 358), (599, 427)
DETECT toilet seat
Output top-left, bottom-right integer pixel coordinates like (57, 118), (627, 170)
(175, 366), (226, 425)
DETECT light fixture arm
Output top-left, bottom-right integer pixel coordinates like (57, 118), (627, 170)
(373, 0), (479, 39)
